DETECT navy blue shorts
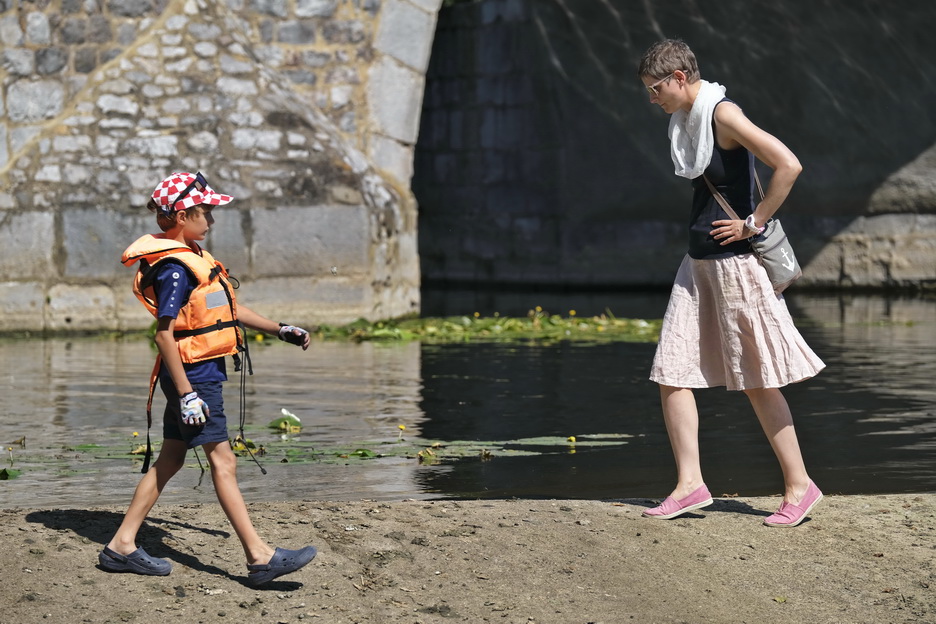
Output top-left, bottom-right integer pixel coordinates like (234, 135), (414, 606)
(160, 377), (230, 448)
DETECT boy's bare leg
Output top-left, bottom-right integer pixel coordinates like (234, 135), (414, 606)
(202, 441), (275, 566)
(107, 439), (188, 555)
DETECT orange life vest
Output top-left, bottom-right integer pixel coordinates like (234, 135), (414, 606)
(122, 234), (245, 472)
(122, 234), (242, 363)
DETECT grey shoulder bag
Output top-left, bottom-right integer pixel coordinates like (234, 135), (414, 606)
(703, 172), (802, 294)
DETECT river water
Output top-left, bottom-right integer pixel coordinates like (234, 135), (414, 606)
(1, 292), (934, 509)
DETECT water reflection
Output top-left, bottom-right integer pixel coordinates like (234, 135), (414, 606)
(0, 292), (934, 508)
(415, 292), (936, 498)
(0, 340), (426, 508)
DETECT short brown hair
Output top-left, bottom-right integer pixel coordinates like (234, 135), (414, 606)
(148, 199), (202, 232)
(637, 39), (700, 82)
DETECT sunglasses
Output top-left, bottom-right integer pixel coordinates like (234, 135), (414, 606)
(645, 71), (683, 97)
(169, 172), (209, 212)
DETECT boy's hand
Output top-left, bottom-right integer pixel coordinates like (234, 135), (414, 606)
(278, 324), (310, 350)
(180, 391), (209, 426)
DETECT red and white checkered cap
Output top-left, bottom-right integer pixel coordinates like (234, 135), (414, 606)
(151, 172), (234, 212)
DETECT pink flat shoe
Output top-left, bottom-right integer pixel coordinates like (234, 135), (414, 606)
(643, 484), (714, 519)
(764, 480), (823, 527)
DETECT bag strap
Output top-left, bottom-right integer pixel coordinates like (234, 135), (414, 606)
(702, 169), (766, 222)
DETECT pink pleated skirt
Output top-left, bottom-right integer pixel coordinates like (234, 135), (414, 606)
(650, 253), (825, 391)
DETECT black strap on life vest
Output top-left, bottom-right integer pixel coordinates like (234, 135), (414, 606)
(142, 354), (162, 473)
(172, 319), (240, 338)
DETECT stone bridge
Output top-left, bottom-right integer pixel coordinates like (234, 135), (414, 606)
(0, 0), (441, 332)
(2, 0), (935, 334)
(414, 0), (936, 292)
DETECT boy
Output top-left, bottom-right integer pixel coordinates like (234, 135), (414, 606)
(100, 171), (317, 585)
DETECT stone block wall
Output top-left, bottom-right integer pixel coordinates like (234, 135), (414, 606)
(805, 144), (936, 289)
(0, 0), (443, 333)
(414, 0), (936, 290)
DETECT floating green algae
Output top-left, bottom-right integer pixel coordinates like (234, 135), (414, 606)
(311, 308), (661, 344)
(0, 429), (635, 482)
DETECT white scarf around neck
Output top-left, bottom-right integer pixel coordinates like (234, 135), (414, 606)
(667, 80), (727, 179)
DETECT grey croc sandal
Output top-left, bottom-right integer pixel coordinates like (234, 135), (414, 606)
(99, 546), (172, 576)
(246, 546), (317, 586)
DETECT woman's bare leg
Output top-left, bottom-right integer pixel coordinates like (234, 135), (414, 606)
(659, 384), (706, 499)
(744, 387), (811, 504)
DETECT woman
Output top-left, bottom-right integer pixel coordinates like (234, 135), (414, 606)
(637, 40), (825, 527)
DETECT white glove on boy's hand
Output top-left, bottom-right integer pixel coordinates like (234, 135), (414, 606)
(278, 324), (310, 349)
(180, 391), (209, 426)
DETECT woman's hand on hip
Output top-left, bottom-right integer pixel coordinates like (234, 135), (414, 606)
(710, 219), (749, 245)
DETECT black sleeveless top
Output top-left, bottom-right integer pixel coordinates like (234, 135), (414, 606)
(687, 99), (756, 259)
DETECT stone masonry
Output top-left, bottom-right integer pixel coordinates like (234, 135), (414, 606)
(803, 144), (936, 289)
(0, 0), (442, 332)
(414, 0), (936, 291)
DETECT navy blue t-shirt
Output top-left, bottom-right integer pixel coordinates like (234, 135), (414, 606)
(153, 262), (227, 384)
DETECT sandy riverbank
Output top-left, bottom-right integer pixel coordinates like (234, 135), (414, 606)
(2, 493), (934, 623)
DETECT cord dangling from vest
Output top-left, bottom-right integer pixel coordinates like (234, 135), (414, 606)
(141, 356), (162, 473)
(191, 446), (208, 489)
(235, 331), (266, 474)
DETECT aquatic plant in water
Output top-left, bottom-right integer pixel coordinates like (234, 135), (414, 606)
(268, 409), (302, 434)
(0, 426), (636, 489)
(312, 309), (661, 344)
